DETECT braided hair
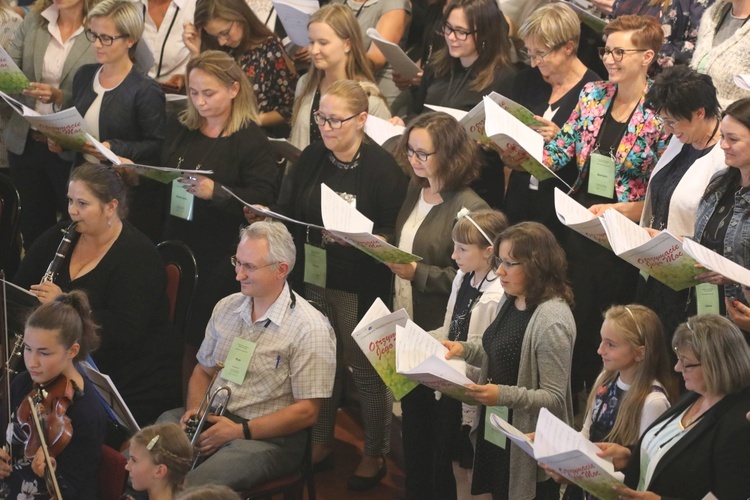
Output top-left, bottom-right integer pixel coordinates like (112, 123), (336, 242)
(131, 423), (193, 492)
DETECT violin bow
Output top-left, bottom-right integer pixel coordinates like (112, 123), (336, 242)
(27, 396), (62, 499)
(0, 272), (12, 459)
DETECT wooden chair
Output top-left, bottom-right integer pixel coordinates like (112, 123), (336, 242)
(0, 172), (22, 277)
(240, 428), (315, 500)
(98, 444), (128, 500)
(156, 240), (198, 333)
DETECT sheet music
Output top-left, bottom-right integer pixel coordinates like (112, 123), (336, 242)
(489, 412), (536, 457)
(364, 115), (404, 146)
(365, 28), (421, 79)
(221, 186), (324, 229)
(80, 361), (140, 432)
(424, 104), (467, 121)
(320, 183), (374, 233)
(271, 0), (318, 46)
(683, 238), (750, 287)
(395, 320), (468, 377)
(601, 209), (651, 255)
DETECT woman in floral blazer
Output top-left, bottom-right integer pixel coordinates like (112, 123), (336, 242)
(541, 15), (671, 400)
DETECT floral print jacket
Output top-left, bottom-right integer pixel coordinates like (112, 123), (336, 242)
(543, 80), (670, 203)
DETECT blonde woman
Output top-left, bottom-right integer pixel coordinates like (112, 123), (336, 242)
(289, 4), (390, 151)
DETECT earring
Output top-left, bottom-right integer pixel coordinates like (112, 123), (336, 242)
(107, 218), (112, 228)
(481, 40), (486, 51)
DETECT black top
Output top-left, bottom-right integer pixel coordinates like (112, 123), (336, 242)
(472, 299), (533, 497)
(447, 272), (484, 342)
(648, 144), (715, 230)
(416, 62), (516, 113)
(276, 139), (407, 312)
(13, 221), (181, 425)
(3, 370), (106, 499)
(161, 117), (280, 268)
(308, 89), (323, 145)
(73, 64), (166, 164)
(505, 67), (600, 236)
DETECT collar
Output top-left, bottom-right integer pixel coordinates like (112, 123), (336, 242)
(43, 5), (85, 38)
(236, 282), (295, 329)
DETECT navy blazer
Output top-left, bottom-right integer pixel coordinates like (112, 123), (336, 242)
(73, 63), (165, 164)
(624, 386), (750, 499)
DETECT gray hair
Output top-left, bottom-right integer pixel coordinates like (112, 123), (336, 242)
(518, 2), (581, 51)
(239, 221), (296, 276)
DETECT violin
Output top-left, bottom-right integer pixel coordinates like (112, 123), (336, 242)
(17, 375), (75, 498)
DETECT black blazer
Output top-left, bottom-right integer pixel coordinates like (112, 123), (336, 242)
(624, 387), (750, 499)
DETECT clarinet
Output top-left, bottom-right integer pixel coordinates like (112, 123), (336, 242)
(40, 221), (78, 284)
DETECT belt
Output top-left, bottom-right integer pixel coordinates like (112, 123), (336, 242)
(29, 130), (47, 144)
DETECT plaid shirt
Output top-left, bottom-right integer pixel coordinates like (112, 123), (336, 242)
(197, 283), (336, 421)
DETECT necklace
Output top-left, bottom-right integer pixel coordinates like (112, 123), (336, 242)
(328, 145), (362, 170)
(177, 123), (228, 170)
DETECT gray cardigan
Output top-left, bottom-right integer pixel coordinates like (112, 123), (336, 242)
(5, 12), (96, 155)
(461, 296), (576, 500)
(393, 181), (488, 330)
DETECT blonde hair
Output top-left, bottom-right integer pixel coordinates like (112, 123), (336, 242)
(291, 4), (384, 124)
(180, 50), (259, 134)
(87, 0), (143, 59)
(585, 305), (677, 446)
(672, 314), (750, 396)
(451, 209), (508, 248)
(322, 79), (378, 115)
(518, 3), (581, 51)
(33, 0), (97, 23)
(131, 423), (193, 493)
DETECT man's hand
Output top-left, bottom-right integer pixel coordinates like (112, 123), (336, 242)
(195, 415), (243, 456)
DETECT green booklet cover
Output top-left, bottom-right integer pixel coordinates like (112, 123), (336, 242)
(0, 45), (30, 93)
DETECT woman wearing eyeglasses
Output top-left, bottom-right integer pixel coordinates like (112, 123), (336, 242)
(266, 79), (406, 490)
(538, 15), (669, 400)
(386, 112), (488, 499)
(504, 3), (599, 241)
(289, 4), (390, 152)
(69, 0), (165, 168)
(597, 314), (750, 498)
(442, 221), (576, 499)
(183, 0), (297, 134)
(5, 0), (96, 251)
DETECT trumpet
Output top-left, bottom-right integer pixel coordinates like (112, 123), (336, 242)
(185, 363), (231, 468)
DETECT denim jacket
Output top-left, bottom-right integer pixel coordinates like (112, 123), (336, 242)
(693, 170), (750, 303)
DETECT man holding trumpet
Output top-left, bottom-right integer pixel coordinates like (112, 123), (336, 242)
(158, 221), (336, 490)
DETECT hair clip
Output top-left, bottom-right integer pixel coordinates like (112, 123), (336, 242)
(147, 435), (160, 451)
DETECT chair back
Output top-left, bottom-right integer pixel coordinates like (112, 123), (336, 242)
(156, 240), (198, 335)
(0, 172), (21, 276)
(98, 444), (128, 500)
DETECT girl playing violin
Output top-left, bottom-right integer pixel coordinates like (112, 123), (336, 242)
(0, 290), (107, 499)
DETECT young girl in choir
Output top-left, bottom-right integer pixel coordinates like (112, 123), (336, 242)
(125, 422), (193, 500)
(0, 291), (106, 499)
(432, 209), (507, 498)
(559, 304), (677, 499)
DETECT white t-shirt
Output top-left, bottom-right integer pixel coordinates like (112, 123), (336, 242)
(83, 67), (124, 163)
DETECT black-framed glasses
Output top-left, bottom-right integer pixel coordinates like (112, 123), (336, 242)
(406, 145), (437, 162)
(438, 23), (476, 41)
(676, 357), (702, 371)
(205, 21), (234, 41)
(494, 257), (522, 270)
(231, 255), (279, 273)
(597, 47), (647, 62)
(313, 112), (359, 129)
(85, 29), (129, 46)
(520, 44), (561, 63)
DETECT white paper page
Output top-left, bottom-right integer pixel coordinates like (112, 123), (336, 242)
(395, 320), (467, 375)
(80, 361), (140, 432)
(271, 0), (318, 46)
(535, 408), (615, 475)
(354, 298), (392, 333)
(410, 354), (472, 386)
(85, 133), (122, 165)
(424, 104), (467, 122)
(165, 94), (188, 102)
(366, 28), (421, 79)
(734, 74), (750, 91)
(554, 187), (597, 224)
(364, 114), (405, 146)
(220, 186), (324, 229)
(484, 96), (544, 163)
(601, 209), (651, 255)
(489, 412), (536, 458)
(0, 90), (39, 116)
(683, 238), (750, 287)
(320, 183), (374, 233)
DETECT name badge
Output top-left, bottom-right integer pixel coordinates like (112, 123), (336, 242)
(304, 243), (326, 288)
(484, 406), (509, 449)
(588, 153), (616, 199)
(170, 178), (194, 221)
(695, 283), (720, 315)
(221, 337), (257, 385)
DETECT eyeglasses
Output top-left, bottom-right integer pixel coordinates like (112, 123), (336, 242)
(597, 47), (648, 62)
(406, 145), (437, 162)
(520, 45), (560, 63)
(231, 255), (279, 273)
(494, 257), (522, 270)
(85, 29), (129, 46)
(656, 115), (680, 128)
(676, 357), (702, 371)
(313, 112), (359, 129)
(206, 21), (234, 41)
(438, 23), (476, 41)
